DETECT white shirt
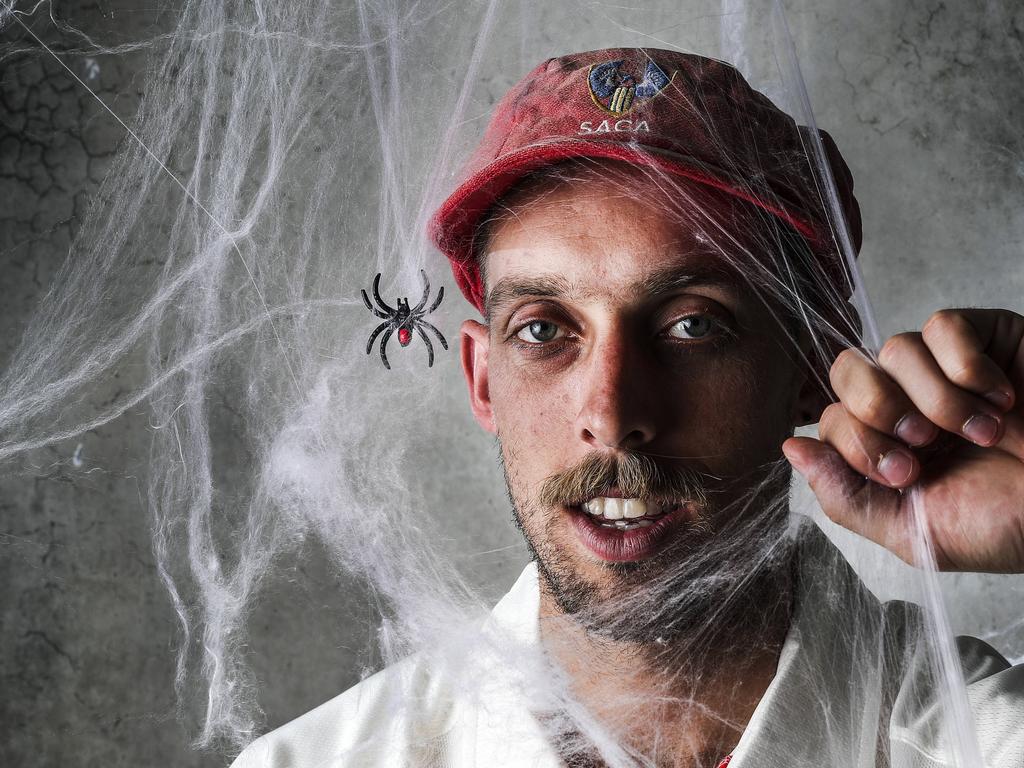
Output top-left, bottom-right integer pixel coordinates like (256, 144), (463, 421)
(230, 532), (1024, 767)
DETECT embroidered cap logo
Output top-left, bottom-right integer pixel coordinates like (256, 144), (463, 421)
(587, 58), (672, 115)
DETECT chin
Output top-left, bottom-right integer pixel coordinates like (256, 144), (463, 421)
(529, 502), (794, 647)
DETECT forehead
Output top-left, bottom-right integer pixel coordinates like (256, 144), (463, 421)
(482, 164), (773, 308)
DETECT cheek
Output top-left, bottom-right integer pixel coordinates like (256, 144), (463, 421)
(489, 357), (577, 472)
(727, 359), (800, 454)
(663, 351), (798, 469)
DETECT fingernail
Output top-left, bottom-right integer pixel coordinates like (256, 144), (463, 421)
(878, 449), (915, 485)
(963, 414), (1000, 446)
(984, 389), (1013, 410)
(894, 413), (935, 446)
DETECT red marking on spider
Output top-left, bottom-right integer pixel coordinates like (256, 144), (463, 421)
(398, 328), (412, 346)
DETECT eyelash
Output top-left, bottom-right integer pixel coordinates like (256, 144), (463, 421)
(506, 319), (573, 355)
(506, 311), (732, 352)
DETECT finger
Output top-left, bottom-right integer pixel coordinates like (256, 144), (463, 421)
(877, 332), (1006, 447)
(992, 312), (1024, 397)
(817, 402), (920, 488)
(921, 309), (1016, 410)
(830, 347), (938, 447)
(783, 436), (907, 557)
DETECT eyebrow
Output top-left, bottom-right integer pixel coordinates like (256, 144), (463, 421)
(484, 262), (740, 318)
(485, 275), (582, 317)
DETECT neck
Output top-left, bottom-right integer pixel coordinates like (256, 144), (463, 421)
(537, 556), (794, 768)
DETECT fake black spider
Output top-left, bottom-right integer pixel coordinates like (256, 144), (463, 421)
(361, 269), (448, 370)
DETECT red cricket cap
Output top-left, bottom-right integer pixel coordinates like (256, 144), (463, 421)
(429, 48), (862, 314)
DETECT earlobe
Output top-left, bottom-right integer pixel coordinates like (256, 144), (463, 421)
(795, 390), (829, 428)
(794, 362), (833, 428)
(460, 319), (496, 434)
(793, 345), (832, 429)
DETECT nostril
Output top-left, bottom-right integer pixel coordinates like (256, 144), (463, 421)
(576, 378), (657, 448)
(581, 428), (647, 451)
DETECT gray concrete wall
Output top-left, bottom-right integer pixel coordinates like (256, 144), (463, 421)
(2, 1), (1022, 766)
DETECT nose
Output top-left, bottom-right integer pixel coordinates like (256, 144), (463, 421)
(574, 329), (658, 450)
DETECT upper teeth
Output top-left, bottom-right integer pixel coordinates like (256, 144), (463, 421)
(581, 497), (671, 520)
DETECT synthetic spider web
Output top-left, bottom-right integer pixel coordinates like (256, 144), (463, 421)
(1, 1), (1023, 767)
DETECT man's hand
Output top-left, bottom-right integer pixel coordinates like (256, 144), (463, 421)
(783, 309), (1024, 572)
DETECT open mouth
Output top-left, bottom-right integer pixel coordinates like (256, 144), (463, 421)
(579, 497), (683, 531)
(567, 493), (693, 562)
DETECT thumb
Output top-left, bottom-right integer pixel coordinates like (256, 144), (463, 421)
(783, 436), (902, 541)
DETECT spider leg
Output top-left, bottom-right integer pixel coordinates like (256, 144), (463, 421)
(419, 320), (449, 351)
(427, 284), (444, 314)
(415, 325), (435, 367)
(371, 273), (395, 315)
(366, 320), (390, 355)
(411, 269), (430, 314)
(362, 289), (390, 319)
(378, 327), (395, 370)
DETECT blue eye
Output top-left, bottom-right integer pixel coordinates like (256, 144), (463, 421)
(517, 321), (562, 343)
(668, 315), (716, 339)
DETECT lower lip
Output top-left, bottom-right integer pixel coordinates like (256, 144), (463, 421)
(568, 507), (684, 562)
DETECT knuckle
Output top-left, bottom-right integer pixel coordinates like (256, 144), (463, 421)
(878, 332), (918, 367)
(922, 308), (967, 340)
(818, 402), (846, 433)
(925, 390), (965, 420)
(830, 347), (862, 386)
(945, 355), (986, 388)
(857, 387), (893, 425)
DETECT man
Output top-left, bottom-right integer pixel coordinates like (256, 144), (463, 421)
(232, 49), (1024, 767)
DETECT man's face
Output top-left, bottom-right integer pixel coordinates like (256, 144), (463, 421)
(460, 168), (816, 639)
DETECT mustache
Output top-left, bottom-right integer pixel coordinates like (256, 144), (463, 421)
(537, 451), (711, 509)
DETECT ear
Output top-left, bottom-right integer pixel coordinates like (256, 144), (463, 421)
(791, 327), (836, 429)
(794, 374), (832, 428)
(460, 319), (496, 434)
(794, 301), (863, 427)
